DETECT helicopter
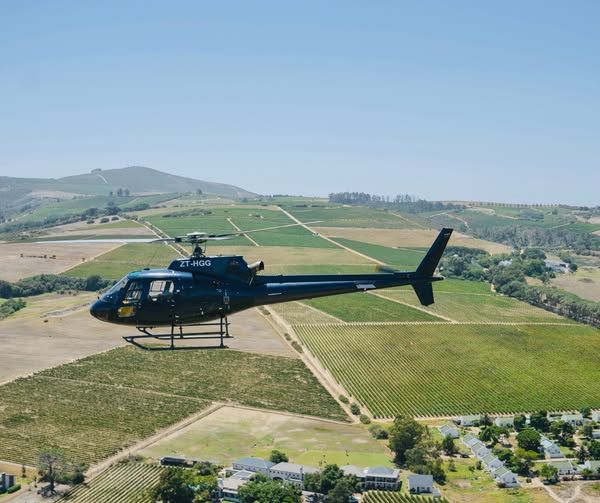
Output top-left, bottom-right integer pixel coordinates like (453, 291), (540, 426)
(44, 223), (453, 349)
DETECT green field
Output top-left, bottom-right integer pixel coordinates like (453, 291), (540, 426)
(363, 491), (449, 503)
(286, 205), (424, 229)
(294, 323), (600, 418)
(0, 347), (346, 466)
(331, 238), (427, 269)
(56, 463), (164, 503)
(303, 293), (443, 322)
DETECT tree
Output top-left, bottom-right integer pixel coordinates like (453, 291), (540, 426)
(270, 450), (289, 463)
(37, 448), (69, 494)
(388, 415), (427, 465)
(516, 429), (541, 452)
(539, 463), (558, 482)
(151, 467), (195, 503)
(442, 436), (457, 456)
(328, 478), (354, 503)
(513, 414), (526, 431)
(237, 478), (301, 503)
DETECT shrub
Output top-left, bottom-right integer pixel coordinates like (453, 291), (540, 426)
(369, 424), (389, 439)
(350, 403), (360, 415)
(359, 414), (371, 424)
(338, 395), (349, 404)
(7, 484), (21, 494)
(291, 341), (303, 353)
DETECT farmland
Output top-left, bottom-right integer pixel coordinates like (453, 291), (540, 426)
(363, 491), (449, 503)
(0, 345), (347, 466)
(55, 463), (164, 503)
(293, 323), (600, 418)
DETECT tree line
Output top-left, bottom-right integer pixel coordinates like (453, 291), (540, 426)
(328, 192), (465, 213)
(0, 274), (112, 299)
(441, 248), (600, 328)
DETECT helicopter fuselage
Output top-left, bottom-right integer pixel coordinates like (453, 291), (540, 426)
(90, 227), (453, 328)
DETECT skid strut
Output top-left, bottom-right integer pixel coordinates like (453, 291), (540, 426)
(124, 314), (230, 350)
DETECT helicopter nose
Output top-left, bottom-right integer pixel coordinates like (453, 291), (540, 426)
(90, 299), (115, 322)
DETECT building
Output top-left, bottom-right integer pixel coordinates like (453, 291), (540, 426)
(481, 454), (504, 472)
(219, 470), (254, 502)
(0, 473), (16, 491)
(548, 460), (579, 477)
(492, 466), (519, 488)
(438, 422), (460, 438)
(269, 462), (319, 486)
(560, 414), (584, 426)
(461, 433), (479, 449)
(591, 411), (600, 422)
(580, 460), (600, 473)
(232, 457), (275, 477)
(363, 466), (401, 491)
(458, 414), (481, 427)
(494, 416), (514, 428)
(407, 474), (434, 494)
(540, 436), (563, 459)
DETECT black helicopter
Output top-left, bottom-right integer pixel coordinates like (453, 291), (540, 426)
(50, 224), (453, 349)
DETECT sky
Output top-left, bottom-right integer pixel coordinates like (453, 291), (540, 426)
(1, 1), (599, 205)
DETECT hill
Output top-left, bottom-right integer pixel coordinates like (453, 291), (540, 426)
(0, 166), (256, 216)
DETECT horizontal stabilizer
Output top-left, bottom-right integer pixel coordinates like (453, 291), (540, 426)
(412, 283), (434, 306)
(416, 228), (453, 277)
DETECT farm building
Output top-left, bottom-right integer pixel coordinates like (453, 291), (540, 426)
(232, 457), (275, 476)
(407, 474), (439, 496)
(341, 465), (400, 491)
(492, 466), (519, 488)
(458, 414), (481, 426)
(560, 413), (584, 426)
(548, 460), (579, 476)
(438, 422), (460, 438)
(461, 433), (479, 449)
(269, 462), (320, 485)
(482, 454), (504, 472)
(540, 436), (563, 459)
(494, 416), (514, 428)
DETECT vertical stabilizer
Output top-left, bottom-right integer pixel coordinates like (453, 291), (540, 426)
(416, 228), (453, 277)
(412, 283), (434, 306)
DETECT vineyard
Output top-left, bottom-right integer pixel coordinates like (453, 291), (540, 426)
(294, 323), (600, 418)
(362, 491), (449, 503)
(0, 346), (346, 466)
(55, 463), (164, 503)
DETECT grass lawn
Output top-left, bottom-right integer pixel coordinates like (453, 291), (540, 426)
(138, 406), (392, 468)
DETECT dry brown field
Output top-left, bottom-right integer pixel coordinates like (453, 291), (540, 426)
(550, 267), (600, 302)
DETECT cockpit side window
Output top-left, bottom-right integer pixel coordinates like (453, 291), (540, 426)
(100, 276), (129, 304)
(148, 280), (174, 299)
(124, 281), (144, 302)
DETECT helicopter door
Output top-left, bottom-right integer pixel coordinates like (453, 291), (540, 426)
(136, 279), (179, 325)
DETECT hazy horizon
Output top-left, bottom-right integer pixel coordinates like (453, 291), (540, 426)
(1, 1), (599, 206)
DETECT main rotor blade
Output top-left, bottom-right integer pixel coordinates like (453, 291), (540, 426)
(209, 221), (322, 238)
(34, 238), (164, 244)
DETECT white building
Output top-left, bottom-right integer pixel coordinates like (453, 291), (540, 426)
(219, 470), (254, 502)
(269, 462), (319, 486)
(458, 414), (481, 427)
(232, 457), (275, 476)
(481, 454), (504, 472)
(591, 411), (600, 422)
(560, 413), (584, 426)
(540, 436), (563, 459)
(491, 466), (519, 488)
(494, 416), (514, 428)
(407, 474), (434, 494)
(548, 460), (579, 476)
(438, 422), (460, 438)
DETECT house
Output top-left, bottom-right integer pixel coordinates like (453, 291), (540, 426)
(580, 460), (600, 473)
(548, 460), (579, 477)
(362, 466), (400, 491)
(591, 411), (600, 422)
(268, 462), (319, 486)
(540, 436), (563, 459)
(0, 473), (16, 490)
(438, 422), (460, 438)
(461, 434), (479, 449)
(219, 470), (254, 502)
(592, 429), (600, 440)
(232, 457), (275, 476)
(494, 416), (514, 428)
(560, 414), (584, 426)
(469, 440), (491, 459)
(407, 474), (434, 494)
(481, 454), (504, 472)
(492, 466), (519, 487)
(458, 414), (481, 427)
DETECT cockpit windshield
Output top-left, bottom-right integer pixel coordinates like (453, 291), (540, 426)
(100, 276), (129, 304)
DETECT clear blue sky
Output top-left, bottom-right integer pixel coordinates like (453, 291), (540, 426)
(1, 1), (598, 205)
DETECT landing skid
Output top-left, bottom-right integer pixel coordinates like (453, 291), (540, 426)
(124, 316), (231, 350)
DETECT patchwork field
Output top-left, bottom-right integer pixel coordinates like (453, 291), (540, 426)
(293, 323), (600, 418)
(0, 345), (347, 466)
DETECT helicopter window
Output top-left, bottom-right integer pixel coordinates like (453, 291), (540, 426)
(100, 276), (129, 304)
(148, 280), (174, 299)
(124, 281), (144, 302)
